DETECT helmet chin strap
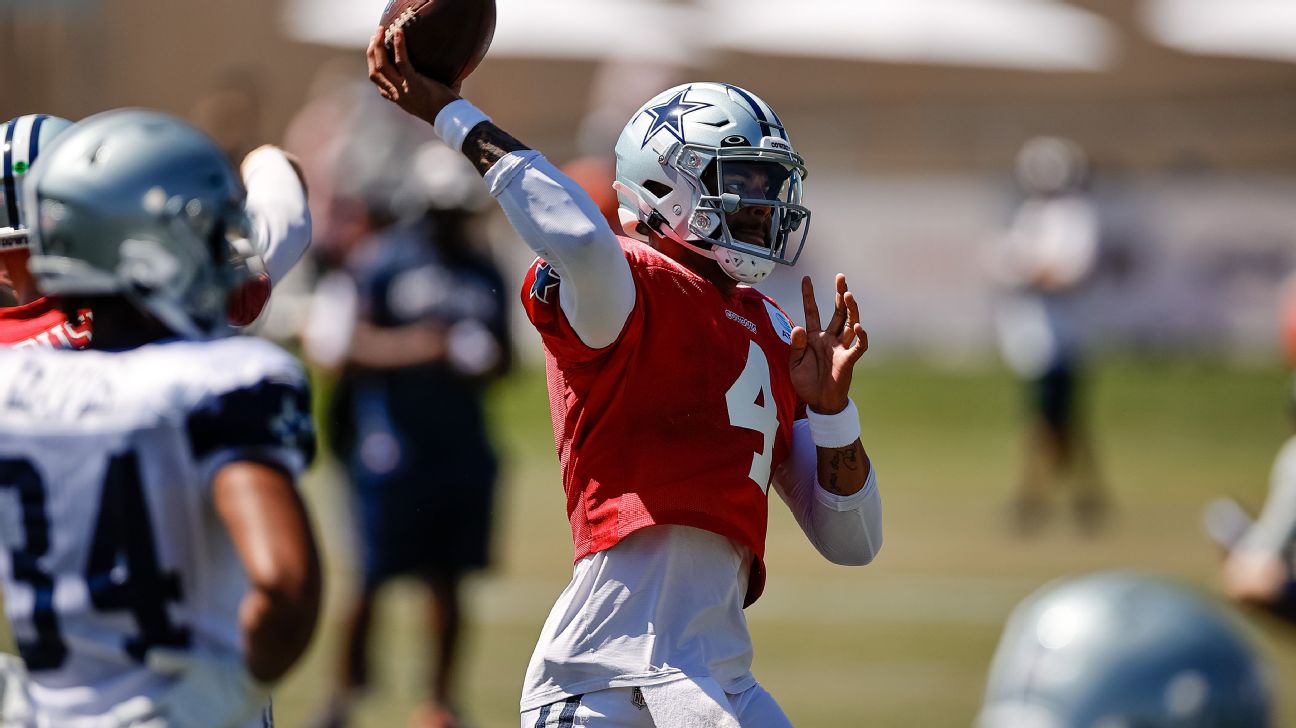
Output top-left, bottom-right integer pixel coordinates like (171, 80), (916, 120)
(671, 231), (772, 285)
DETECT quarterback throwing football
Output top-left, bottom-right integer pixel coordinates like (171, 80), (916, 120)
(371, 28), (883, 727)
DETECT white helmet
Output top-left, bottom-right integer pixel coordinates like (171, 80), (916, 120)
(613, 82), (810, 284)
(1, 114), (74, 252)
(25, 109), (251, 339)
(978, 572), (1272, 728)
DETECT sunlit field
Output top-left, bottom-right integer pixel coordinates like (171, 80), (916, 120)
(271, 358), (1295, 726)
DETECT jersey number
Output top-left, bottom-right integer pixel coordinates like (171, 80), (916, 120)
(725, 341), (780, 492)
(0, 453), (190, 671)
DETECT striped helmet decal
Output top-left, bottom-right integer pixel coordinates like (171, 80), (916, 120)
(2, 117), (19, 231)
(724, 84), (788, 141)
(2, 114), (50, 236)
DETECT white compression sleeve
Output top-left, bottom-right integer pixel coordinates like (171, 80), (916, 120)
(484, 150), (635, 349)
(771, 420), (883, 566)
(243, 147), (311, 284)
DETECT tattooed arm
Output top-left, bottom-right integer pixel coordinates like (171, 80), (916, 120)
(772, 422), (882, 566)
(818, 441), (870, 496)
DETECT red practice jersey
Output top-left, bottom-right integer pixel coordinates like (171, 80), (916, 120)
(521, 237), (802, 605)
(0, 297), (92, 349)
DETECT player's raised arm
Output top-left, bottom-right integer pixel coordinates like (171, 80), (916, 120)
(242, 145), (311, 286)
(367, 26), (634, 350)
(227, 145), (313, 327)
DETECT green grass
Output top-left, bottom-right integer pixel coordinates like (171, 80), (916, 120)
(267, 359), (1296, 726)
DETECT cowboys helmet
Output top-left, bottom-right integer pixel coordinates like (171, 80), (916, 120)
(24, 109), (252, 339)
(978, 571), (1272, 728)
(613, 82), (810, 284)
(1, 114), (74, 253)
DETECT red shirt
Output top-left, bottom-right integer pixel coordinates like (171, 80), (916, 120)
(0, 298), (92, 349)
(521, 237), (801, 605)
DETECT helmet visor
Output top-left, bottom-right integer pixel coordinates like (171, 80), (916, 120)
(677, 145), (810, 266)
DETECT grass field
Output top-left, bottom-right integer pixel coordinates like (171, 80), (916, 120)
(273, 358), (1296, 727)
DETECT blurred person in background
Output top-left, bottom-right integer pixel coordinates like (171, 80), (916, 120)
(0, 109), (321, 728)
(191, 69), (263, 167)
(371, 28), (882, 727)
(304, 128), (510, 728)
(977, 571), (1273, 728)
(987, 136), (1109, 536)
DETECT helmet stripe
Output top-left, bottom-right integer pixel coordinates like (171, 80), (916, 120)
(3, 119), (19, 230)
(726, 85), (770, 138)
(27, 115), (47, 170)
(726, 85), (787, 141)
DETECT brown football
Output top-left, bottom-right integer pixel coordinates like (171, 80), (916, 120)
(380, 0), (496, 87)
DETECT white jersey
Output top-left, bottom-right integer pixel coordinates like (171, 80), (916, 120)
(0, 337), (313, 727)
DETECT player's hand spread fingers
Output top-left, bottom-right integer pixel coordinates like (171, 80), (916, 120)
(825, 273), (848, 337)
(801, 276), (822, 334)
(789, 325), (809, 365)
(849, 324), (869, 361)
(840, 291), (860, 347)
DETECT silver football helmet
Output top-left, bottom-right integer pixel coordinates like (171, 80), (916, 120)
(613, 82), (810, 284)
(24, 109), (251, 339)
(1, 114), (74, 253)
(978, 571), (1272, 728)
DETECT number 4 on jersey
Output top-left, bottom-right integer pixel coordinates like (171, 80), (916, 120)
(85, 451), (191, 661)
(726, 341), (779, 492)
(0, 451), (189, 671)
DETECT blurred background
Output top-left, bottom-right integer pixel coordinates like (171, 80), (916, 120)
(4, 0), (1296, 725)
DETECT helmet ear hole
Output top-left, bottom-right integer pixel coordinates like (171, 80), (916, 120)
(642, 181), (672, 200)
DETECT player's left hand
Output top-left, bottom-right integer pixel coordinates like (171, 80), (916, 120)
(790, 274), (869, 415)
(366, 25), (461, 124)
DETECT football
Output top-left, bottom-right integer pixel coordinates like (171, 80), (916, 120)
(380, 0), (496, 87)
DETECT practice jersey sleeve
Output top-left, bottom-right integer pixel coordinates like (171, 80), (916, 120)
(771, 420), (883, 566)
(184, 341), (316, 487)
(486, 150), (635, 349)
(243, 146), (311, 285)
(1240, 436), (1296, 557)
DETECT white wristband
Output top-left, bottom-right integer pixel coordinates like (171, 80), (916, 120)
(807, 399), (861, 449)
(434, 99), (492, 151)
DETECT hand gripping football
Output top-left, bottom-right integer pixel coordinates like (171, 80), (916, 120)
(380, 0), (497, 87)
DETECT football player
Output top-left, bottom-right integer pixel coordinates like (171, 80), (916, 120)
(0, 109), (322, 727)
(986, 136), (1108, 536)
(0, 113), (312, 348)
(978, 571), (1273, 727)
(370, 29), (883, 726)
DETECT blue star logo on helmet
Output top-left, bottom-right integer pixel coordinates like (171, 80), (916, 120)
(640, 87), (712, 149)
